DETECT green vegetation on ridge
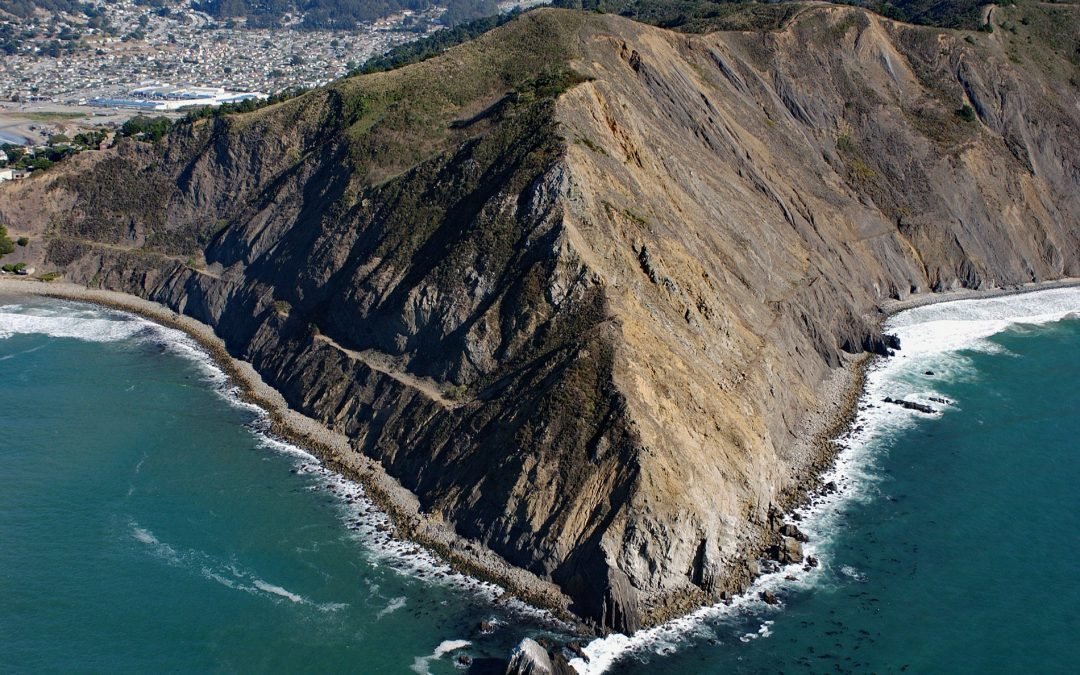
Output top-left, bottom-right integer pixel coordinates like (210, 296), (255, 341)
(48, 9), (592, 257)
(359, 8), (527, 74)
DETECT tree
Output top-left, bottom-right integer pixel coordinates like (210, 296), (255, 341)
(2, 145), (25, 163)
(120, 116), (173, 141)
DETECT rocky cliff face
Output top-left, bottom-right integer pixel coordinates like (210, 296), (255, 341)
(1, 5), (1077, 633)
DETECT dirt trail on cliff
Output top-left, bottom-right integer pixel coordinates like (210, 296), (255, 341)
(313, 333), (458, 408)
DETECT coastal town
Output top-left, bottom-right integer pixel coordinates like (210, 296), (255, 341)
(0, 0), (541, 160)
(0, 2), (447, 105)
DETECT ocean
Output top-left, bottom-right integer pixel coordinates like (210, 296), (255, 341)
(1, 288), (1078, 673)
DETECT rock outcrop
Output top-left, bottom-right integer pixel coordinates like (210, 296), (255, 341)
(506, 638), (575, 675)
(1, 5), (1077, 633)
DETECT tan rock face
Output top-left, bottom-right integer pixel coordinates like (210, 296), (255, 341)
(1, 7), (1076, 633)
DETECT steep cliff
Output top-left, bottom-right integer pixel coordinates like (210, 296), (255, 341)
(1, 4), (1077, 632)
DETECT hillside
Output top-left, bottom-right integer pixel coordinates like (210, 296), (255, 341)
(1, 4), (1078, 633)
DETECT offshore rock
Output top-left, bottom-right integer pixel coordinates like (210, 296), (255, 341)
(505, 638), (575, 675)
(506, 639), (553, 675)
(886, 398), (936, 414)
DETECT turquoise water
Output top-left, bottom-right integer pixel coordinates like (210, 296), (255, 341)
(3, 293), (1079, 674)
(0, 298), (554, 673)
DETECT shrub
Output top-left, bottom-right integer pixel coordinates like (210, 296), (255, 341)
(445, 384), (469, 401)
(956, 104), (977, 122)
(0, 225), (14, 256)
(16, 237), (28, 246)
(849, 158), (877, 181)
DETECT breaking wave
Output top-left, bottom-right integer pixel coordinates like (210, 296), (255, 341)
(0, 300), (225, 384)
(129, 521), (347, 612)
(410, 639), (472, 675)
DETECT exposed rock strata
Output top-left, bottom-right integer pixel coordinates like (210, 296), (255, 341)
(1, 6), (1077, 632)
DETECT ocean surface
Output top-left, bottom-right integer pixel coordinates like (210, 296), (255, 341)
(2, 288), (1078, 673)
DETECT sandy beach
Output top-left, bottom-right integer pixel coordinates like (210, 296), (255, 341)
(880, 278), (1080, 316)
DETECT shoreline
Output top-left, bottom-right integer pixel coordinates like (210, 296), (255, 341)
(780, 278), (1080, 564)
(879, 277), (1080, 316)
(0, 277), (580, 633)
(2, 275), (1078, 642)
(648, 276), (1080, 626)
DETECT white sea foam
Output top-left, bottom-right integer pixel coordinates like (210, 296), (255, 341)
(376, 596), (407, 619)
(0, 342), (47, 360)
(255, 427), (564, 629)
(568, 286), (1080, 674)
(253, 579), (305, 603)
(130, 521), (347, 612)
(0, 306), (150, 342)
(410, 639), (472, 675)
(0, 300), (226, 386)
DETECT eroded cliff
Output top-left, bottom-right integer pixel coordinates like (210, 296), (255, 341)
(1, 4), (1077, 632)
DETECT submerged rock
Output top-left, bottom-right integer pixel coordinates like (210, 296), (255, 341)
(884, 397), (935, 413)
(567, 641), (589, 663)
